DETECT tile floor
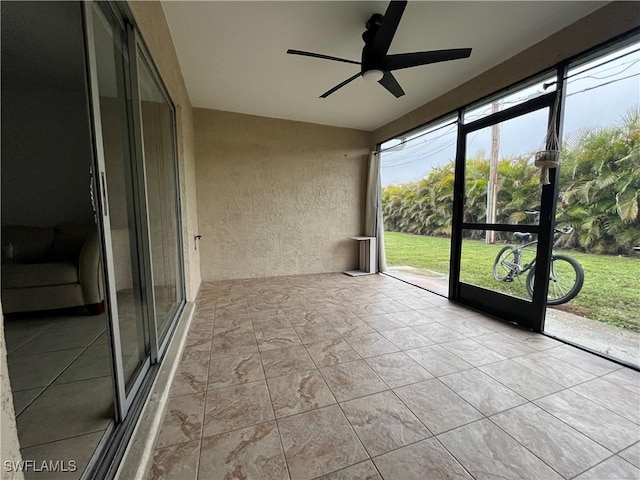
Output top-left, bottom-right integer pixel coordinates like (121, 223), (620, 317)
(3, 286), (188, 479)
(4, 310), (113, 479)
(148, 273), (640, 480)
(386, 266), (640, 367)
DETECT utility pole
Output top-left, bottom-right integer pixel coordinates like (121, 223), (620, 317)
(486, 101), (500, 244)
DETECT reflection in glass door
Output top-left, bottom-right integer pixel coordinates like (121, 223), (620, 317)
(451, 90), (561, 329)
(134, 45), (184, 347)
(87, 5), (151, 404)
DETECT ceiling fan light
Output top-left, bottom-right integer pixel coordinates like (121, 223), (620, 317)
(362, 69), (384, 82)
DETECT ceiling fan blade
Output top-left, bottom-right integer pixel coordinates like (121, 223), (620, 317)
(371, 1), (408, 57)
(287, 49), (361, 66)
(378, 71), (405, 98)
(386, 48), (472, 71)
(320, 72), (362, 98)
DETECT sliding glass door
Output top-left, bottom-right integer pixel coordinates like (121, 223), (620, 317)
(133, 41), (184, 350)
(86, 3), (151, 413)
(84, 2), (185, 421)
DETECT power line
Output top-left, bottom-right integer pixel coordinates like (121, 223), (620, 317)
(382, 142), (456, 169)
(379, 120), (457, 153)
(381, 126), (458, 166)
(566, 45), (640, 81)
(566, 72), (640, 97)
(381, 140), (457, 169)
(380, 134), (456, 163)
(567, 59), (640, 84)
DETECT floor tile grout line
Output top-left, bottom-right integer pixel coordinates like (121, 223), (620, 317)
(531, 392), (640, 454)
(503, 348), (608, 386)
(544, 347), (627, 377)
(252, 298), (293, 478)
(566, 454), (625, 480)
(311, 354), (433, 463)
(13, 337), (103, 419)
(309, 458), (385, 480)
(19, 426), (111, 451)
(152, 394), (206, 452)
(8, 328), (106, 358)
(5, 324), (56, 356)
(430, 435), (477, 480)
(271, 418), (294, 480)
(194, 296), (217, 478)
(390, 378), (482, 438)
(483, 411), (588, 479)
(194, 435), (203, 480)
(5, 316), (93, 356)
(329, 391), (374, 466)
(554, 376), (640, 426)
(475, 361), (566, 404)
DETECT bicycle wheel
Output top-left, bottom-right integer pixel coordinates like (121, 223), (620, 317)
(493, 246), (519, 281)
(525, 254), (584, 305)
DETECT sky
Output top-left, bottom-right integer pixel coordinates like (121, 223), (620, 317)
(380, 41), (640, 186)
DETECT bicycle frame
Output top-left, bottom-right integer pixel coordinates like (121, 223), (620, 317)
(505, 240), (539, 277)
(503, 227), (570, 279)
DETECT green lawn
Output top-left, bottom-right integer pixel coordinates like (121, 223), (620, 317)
(384, 231), (640, 332)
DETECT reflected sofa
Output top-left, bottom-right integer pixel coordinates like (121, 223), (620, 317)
(1, 224), (104, 313)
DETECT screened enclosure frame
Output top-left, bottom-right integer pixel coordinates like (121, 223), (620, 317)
(377, 27), (639, 337)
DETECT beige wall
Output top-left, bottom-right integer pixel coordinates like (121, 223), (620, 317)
(1, 307), (24, 480)
(373, 2), (640, 144)
(195, 109), (371, 281)
(128, 2), (201, 301)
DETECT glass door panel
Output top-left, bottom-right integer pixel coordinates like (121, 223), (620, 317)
(135, 47), (184, 344)
(89, 5), (150, 395)
(381, 118), (458, 296)
(463, 108), (548, 226)
(543, 41), (640, 366)
(460, 229), (540, 301)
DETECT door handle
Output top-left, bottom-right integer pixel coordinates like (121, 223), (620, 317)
(100, 171), (108, 217)
(89, 167), (98, 222)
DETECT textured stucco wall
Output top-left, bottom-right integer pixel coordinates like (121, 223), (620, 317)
(1, 306), (24, 480)
(127, 1), (201, 301)
(195, 108), (371, 281)
(373, 1), (640, 143)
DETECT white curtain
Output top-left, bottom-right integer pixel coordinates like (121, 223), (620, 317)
(364, 151), (387, 272)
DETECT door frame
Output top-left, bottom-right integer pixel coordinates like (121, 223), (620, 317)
(449, 73), (566, 331)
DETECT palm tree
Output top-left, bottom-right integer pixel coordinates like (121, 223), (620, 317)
(556, 106), (640, 254)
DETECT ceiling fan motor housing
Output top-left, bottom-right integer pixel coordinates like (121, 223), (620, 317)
(362, 13), (385, 73)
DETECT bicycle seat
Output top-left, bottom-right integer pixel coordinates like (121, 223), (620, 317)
(514, 232), (532, 241)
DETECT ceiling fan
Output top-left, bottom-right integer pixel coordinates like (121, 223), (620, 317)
(287, 0), (472, 98)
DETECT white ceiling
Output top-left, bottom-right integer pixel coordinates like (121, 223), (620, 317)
(162, 1), (607, 131)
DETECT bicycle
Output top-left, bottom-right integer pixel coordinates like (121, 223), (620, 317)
(492, 213), (584, 305)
